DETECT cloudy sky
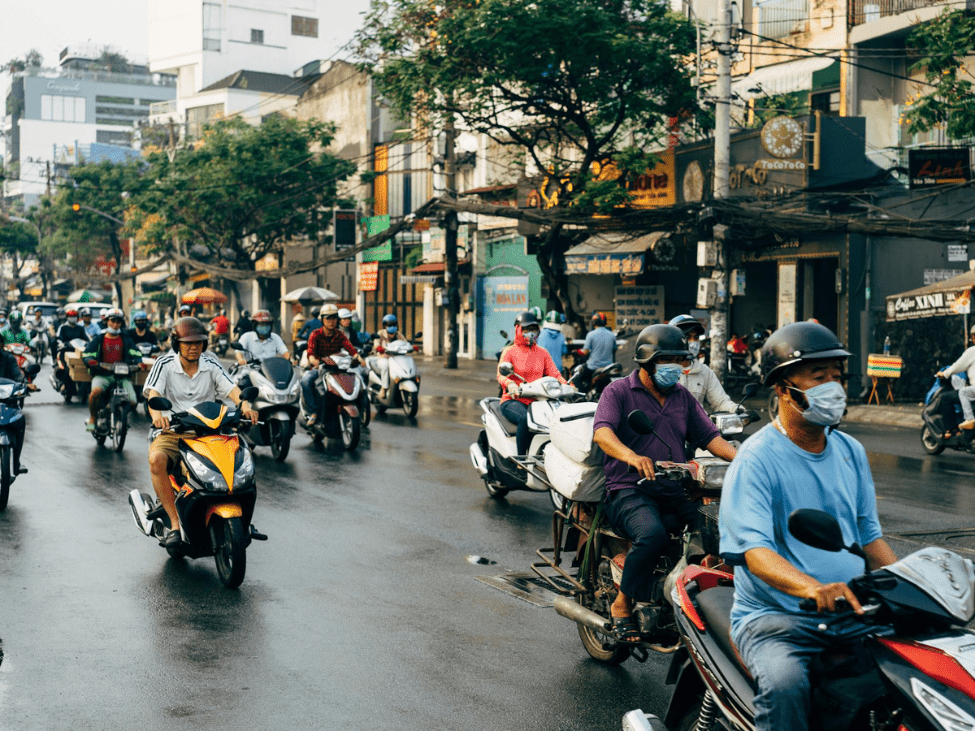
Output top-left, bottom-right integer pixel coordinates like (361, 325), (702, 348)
(0, 0), (369, 69)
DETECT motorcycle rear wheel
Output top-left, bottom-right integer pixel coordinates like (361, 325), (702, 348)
(921, 425), (946, 455)
(577, 595), (631, 665)
(483, 478), (509, 499)
(269, 420), (291, 462)
(0, 446), (11, 511)
(340, 412), (360, 451)
(112, 403), (128, 453)
(212, 517), (247, 589)
(402, 390), (419, 418)
(359, 394), (371, 428)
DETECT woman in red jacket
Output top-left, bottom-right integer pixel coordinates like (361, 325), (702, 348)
(497, 310), (569, 455)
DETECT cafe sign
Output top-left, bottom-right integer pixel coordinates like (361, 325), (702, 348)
(908, 147), (972, 189)
(886, 288), (971, 321)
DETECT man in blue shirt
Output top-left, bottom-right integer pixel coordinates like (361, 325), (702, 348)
(576, 312), (617, 391)
(298, 306), (323, 340)
(719, 321), (896, 731)
(538, 311), (567, 376)
(593, 324), (736, 643)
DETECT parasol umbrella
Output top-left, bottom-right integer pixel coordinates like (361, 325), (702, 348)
(280, 286), (340, 304)
(181, 287), (228, 305)
(69, 288), (108, 303)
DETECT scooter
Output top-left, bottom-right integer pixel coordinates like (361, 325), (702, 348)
(531, 410), (733, 665)
(5, 342), (36, 372)
(0, 367), (39, 511)
(127, 388), (266, 589)
(133, 342), (162, 417)
(366, 336), (422, 418)
(469, 361), (578, 504)
(568, 359), (624, 402)
(50, 337), (90, 404)
(213, 332), (230, 357)
(230, 345), (301, 462)
(298, 354), (362, 451)
(920, 375), (974, 455)
(90, 362), (140, 452)
(648, 508), (975, 731)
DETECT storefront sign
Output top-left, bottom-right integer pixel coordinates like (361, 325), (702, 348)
(361, 215), (392, 262)
(948, 244), (968, 262)
(777, 263), (797, 328)
(566, 253), (644, 275)
(615, 286), (664, 330)
(909, 147), (972, 188)
(923, 269), (964, 285)
(886, 288), (971, 321)
(359, 261), (379, 292)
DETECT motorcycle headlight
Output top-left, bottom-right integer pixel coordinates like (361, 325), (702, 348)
(545, 381), (562, 398)
(714, 414), (744, 435)
(0, 384), (14, 400)
(234, 446), (255, 485)
(184, 452), (229, 492)
(289, 380), (301, 396)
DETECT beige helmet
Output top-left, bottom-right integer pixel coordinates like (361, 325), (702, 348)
(320, 304), (339, 318)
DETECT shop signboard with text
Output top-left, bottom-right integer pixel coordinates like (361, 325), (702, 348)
(478, 275), (529, 358)
(615, 286), (664, 330)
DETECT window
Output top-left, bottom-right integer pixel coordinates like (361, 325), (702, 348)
(96, 105), (149, 117)
(40, 94), (86, 122)
(251, 29), (264, 44)
(187, 102), (224, 138)
(96, 130), (132, 146)
(292, 15), (318, 37)
(96, 95), (135, 105)
(810, 90), (840, 116)
(758, 0), (809, 38)
(203, 2), (222, 51)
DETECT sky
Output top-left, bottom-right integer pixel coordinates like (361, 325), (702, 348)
(0, 0), (370, 70)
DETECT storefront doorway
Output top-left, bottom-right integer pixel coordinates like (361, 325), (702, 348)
(797, 257), (839, 335)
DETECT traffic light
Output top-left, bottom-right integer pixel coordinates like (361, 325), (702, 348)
(71, 203), (81, 212)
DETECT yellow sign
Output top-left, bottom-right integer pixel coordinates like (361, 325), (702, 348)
(592, 149), (676, 209)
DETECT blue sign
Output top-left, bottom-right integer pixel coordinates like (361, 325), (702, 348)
(478, 275), (529, 358)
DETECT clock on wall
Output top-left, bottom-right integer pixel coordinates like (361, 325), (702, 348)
(761, 116), (804, 159)
(682, 160), (704, 202)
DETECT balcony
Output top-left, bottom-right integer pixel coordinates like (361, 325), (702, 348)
(149, 100), (176, 116)
(850, 0), (974, 29)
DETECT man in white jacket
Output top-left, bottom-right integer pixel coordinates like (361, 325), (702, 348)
(937, 325), (975, 429)
(669, 314), (738, 413)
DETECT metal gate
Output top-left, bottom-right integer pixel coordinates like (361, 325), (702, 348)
(360, 263), (423, 341)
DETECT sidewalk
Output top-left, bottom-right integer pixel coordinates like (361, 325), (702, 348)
(416, 356), (925, 428)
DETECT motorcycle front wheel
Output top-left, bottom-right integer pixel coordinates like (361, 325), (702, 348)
(212, 516), (247, 589)
(339, 412), (360, 451)
(269, 420), (291, 462)
(359, 393), (371, 428)
(402, 389), (419, 418)
(0, 445), (11, 511)
(921, 424), (946, 455)
(112, 403), (128, 453)
(483, 478), (509, 499)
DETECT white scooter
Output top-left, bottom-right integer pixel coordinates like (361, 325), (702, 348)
(469, 361), (578, 505)
(230, 344), (302, 462)
(366, 337), (421, 418)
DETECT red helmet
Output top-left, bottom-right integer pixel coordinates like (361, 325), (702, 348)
(251, 310), (273, 323)
(170, 317), (209, 351)
(65, 306), (79, 317)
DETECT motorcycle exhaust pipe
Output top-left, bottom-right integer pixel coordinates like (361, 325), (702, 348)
(128, 489), (155, 537)
(553, 595), (612, 633)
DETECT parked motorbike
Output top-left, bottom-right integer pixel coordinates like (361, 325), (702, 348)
(469, 361), (578, 504)
(920, 375), (973, 456)
(91, 362), (139, 452)
(298, 354), (362, 450)
(648, 508), (975, 731)
(230, 346), (301, 462)
(127, 389), (266, 589)
(0, 367), (39, 511)
(367, 337), (422, 418)
(531, 410), (731, 665)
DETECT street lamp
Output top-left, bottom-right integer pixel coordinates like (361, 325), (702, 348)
(71, 203), (124, 225)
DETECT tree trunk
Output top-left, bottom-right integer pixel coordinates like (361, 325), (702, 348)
(535, 224), (583, 334)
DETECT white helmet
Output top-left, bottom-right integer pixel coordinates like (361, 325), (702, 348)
(320, 304), (339, 318)
(337, 308), (352, 319)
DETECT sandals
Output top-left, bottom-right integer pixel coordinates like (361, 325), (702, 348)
(612, 614), (643, 644)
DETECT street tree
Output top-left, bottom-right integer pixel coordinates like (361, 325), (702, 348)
(356, 0), (698, 326)
(0, 213), (40, 301)
(904, 9), (975, 139)
(127, 116), (356, 299)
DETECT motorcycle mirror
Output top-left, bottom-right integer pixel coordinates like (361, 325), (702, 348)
(239, 386), (259, 402)
(230, 342), (243, 350)
(498, 362), (514, 377)
(788, 509), (866, 559)
(414, 331), (423, 340)
(742, 383), (758, 398)
(499, 330), (508, 339)
(148, 396), (172, 412)
(25, 363), (40, 377)
(627, 410), (655, 436)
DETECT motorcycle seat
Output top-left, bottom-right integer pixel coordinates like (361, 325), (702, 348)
(593, 363), (622, 377)
(695, 586), (754, 683)
(488, 400), (520, 437)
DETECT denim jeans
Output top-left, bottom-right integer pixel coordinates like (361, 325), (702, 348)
(731, 611), (884, 731)
(499, 399), (531, 455)
(300, 370), (319, 414)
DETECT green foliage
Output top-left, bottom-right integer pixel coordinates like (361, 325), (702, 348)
(356, 0), (697, 197)
(2, 49), (42, 73)
(128, 116), (357, 269)
(0, 217), (38, 258)
(905, 10), (975, 139)
(747, 91), (809, 129)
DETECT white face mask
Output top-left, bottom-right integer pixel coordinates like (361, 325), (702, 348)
(688, 341), (701, 357)
(786, 380), (847, 426)
(107, 327), (121, 336)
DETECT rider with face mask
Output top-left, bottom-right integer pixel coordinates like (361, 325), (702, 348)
(370, 314), (407, 400)
(592, 324), (738, 644)
(669, 314), (737, 413)
(235, 310), (289, 364)
(496, 311), (569, 455)
(3, 311), (30, 346)
(0, 309), (9, 333)
(81, 309), (143, 432)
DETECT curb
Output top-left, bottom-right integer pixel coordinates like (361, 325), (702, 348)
(843, 405), (922, 429)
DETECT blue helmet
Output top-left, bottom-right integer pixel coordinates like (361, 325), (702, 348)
(382, 314), (398, 327)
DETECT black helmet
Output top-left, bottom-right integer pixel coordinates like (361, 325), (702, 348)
(170, 317), (209, 352)
(591, 311), (607, 327)
(668, 314), (705, 337)
(311, 307), (320, 318)
(761, 321), (850, 386)
(241, 309), (251, 319)
(514, 311), (540, 328)
(634, 324), (689, 366)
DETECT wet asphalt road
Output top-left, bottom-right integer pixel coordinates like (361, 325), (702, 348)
(1, 363), (973, 730)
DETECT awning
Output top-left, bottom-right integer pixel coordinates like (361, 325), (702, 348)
(564, 232), (668, 276)
(400, 275), (441, 285)
(731, 57), (837, 101)
(409, 259), (471, 274)
(886, 270), (975, 321)
(139, 273), (171, 293)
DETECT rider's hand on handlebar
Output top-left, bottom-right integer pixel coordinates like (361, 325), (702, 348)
(151, 411), (170, 430)
(26, 382), (38, 392)
(803, 581), (863, 614)
(936, 371), (946, 379)
(506, 381), (521, 395)
(626, 452), (655, 481)
(242, 405), (258, 425)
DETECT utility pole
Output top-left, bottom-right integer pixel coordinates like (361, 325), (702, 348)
(443, 112), (459, 369)
(709, 0), (733, 383)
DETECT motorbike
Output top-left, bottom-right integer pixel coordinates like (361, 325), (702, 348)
(5, 342), (36, 373)
(568, 359), (624, 402)
(0, 367), (39, 511)
(50, 337), (90, 404)
(90, 362), (139, 452)
(229, 346), (301, 462)
(133, 342), (162, 417)
(26, 321), (49, 365)
(298, 353), (363, 451)
(531, 409), (733, 665)
(292, 338), (308, 367)
(213, 332), (230, 357)
(920, 375), (974, 456)
(127, 388), (266, 589)
(469, 361), (578, 505)
(648, 508), (975, 731)
(366, 337), (422, 418)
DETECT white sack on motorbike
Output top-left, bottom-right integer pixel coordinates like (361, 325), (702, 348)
(548, 402), (603, 465)
(545, 444), (606, 503)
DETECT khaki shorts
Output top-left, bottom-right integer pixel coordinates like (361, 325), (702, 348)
(148, 430), (182, 469)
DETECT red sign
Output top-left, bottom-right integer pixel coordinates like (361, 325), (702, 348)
(359, 262), (379, 292)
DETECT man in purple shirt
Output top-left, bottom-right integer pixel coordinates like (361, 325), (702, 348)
(594, 324), (737, 643)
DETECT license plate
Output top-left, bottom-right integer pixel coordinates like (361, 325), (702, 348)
(114, 364), (130, 375)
